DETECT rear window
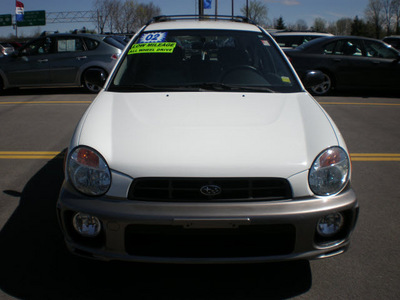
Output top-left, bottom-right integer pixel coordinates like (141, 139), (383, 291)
(103, 36), (126, 50)
(83, 38), (100, 50)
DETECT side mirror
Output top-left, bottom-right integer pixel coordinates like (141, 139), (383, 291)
(302, 70), (325, 88)
(84, 69), (107, 88)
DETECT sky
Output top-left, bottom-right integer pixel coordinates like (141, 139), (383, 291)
(0, 0), (369, 38)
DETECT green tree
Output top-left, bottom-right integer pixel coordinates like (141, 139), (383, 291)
(351, 16), (374, 37)
(274, 16), (286, 30)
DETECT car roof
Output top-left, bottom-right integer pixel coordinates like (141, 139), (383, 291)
(383, 36), (400, 39)
(53, 33), (106, 38)
(37, 32), (107, 41)
(143, 15), (262, 32)
(311, 35), (386, 42)
(296, 35), (384, 48)
(272, 31), (333, 36)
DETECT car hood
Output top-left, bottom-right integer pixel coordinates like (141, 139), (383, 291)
(74, 91), (340, 178)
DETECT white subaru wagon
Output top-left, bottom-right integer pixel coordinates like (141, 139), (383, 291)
(57, 15), (358, 263)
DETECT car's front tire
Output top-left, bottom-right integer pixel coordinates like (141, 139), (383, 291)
(82, 68), (107, 93)
(309, 71), (333, 96)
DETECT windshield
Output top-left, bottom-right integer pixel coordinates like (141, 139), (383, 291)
(108, 29), (302, 93)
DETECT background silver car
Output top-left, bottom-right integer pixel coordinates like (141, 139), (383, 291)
(0, 42), (14, 56)
(0, 33), (125, 93)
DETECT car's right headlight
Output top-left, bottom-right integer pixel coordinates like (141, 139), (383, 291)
(309, 146), (350, 196)
(67, 146), (111, 196)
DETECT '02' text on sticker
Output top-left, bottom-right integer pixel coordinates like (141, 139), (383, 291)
(138, 32), (167, 43)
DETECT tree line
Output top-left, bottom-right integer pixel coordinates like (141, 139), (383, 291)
(4, 0), (397, 40)
(95, 0), (400, 39)
(94, 0), (161, 34)
(244, 0), (400, 38)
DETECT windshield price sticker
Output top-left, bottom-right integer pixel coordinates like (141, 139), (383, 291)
(128, 42), (177, 55)
(138, 32), (167, 43)
(261, 40), (270, 46)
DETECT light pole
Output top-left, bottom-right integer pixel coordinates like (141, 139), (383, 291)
(199, 0), (204, 17)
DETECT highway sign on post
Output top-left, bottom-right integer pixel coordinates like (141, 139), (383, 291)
(17, 10), (46, 27)
(0, 14), (12, 27)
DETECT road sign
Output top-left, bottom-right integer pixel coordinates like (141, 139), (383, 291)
(0, 14), (12, 27)
(17, 10), (46, 27)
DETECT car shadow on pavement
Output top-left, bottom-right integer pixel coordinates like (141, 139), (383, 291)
(0, 151), (312, 300)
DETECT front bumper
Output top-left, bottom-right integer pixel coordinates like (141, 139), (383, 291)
(57, 182), (358, 263)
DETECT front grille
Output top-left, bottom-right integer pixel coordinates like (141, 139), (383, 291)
(128, 178), (292, 202)
(125, 224), (295, 258)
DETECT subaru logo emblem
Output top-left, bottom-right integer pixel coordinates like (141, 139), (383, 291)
(200, 185), (222, 196)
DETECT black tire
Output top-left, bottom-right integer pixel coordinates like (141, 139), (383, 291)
(82, 68), (107, 93)
(309, 71), (333, 96)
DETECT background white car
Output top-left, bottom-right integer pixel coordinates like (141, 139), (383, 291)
(57, 15), (358, 263)
(272, 30), (334, 49)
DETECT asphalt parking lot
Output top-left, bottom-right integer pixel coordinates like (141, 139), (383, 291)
(0, 88), (399, 299)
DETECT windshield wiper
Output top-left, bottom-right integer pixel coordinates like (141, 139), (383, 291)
(109, 83), (276, 93)
(108, 84), (168, 92)
(183, 83), (276, 93)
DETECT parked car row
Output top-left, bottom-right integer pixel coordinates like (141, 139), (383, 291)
(282, 35), (400, 95)
(1, 28), (398, 96)
(0, 33), (127, 93)
(268, 30), (400, 95)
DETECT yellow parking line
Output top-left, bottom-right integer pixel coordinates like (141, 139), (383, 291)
(352, 158), (400, 161)
(351, 153), (400, 161)
(0, 101), (91, 105)
(1, 151), (399, 161)
(351, 153), (400, 156)
(0, 151), (60, 154)
(319, 102), (400, 106)
(0, 151), (62, 159)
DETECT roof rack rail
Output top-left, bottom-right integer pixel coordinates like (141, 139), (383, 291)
(147, 15), (256, 26)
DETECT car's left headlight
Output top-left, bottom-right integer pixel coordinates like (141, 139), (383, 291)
(67, 146), (111, 196)
(309, 146), (350, 196)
